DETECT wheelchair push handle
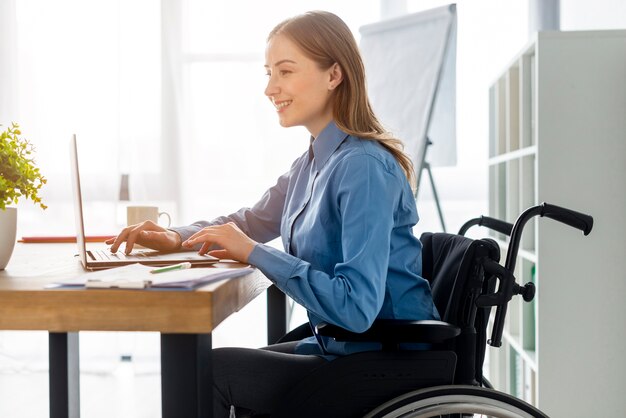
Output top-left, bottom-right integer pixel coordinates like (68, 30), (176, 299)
(486, 202), (593, 348)
(540, 202), (593, 236)
(505, 202), (594, 273)
(458, 216), (513, 237)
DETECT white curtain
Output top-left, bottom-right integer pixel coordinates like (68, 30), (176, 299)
(4, 0), (163, 236)
(0, 0), (18, 123)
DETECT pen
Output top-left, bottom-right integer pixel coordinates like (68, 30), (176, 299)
(150, 262), (192, 274)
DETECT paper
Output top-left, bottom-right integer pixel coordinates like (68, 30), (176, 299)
(50, 263), (254, 290)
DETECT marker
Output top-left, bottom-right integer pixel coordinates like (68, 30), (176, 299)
(150, 262), (192, 274)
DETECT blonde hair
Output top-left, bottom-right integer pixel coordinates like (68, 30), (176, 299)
(269, 11), (415, 186)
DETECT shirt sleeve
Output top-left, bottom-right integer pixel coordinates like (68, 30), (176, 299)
(248, 154), (402, 333)
(171, 169), (290, 244)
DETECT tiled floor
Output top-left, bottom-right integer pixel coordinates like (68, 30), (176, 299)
(0, 199), (488, 418)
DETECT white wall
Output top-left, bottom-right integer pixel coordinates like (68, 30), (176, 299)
(560, 0), (626, 30)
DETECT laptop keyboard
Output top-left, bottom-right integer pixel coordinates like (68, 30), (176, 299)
(90, 249), (159, 261)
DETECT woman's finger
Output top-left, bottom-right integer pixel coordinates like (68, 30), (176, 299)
(207, 249), (229, 259)
(186, 227), (218, 242)
(183, 230), (217, 247)
(123, 225), (145, 254)
(198, 241), (212, 255)
(110, 228), (131, 253)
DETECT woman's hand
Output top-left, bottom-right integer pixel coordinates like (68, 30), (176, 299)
(105, 220), (182, 254)
(182, 222), (257, 263)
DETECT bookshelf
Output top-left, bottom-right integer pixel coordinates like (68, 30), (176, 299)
(486, 30), (626, 416)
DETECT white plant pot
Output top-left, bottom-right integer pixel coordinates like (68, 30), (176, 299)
(0, 207), (17, 270)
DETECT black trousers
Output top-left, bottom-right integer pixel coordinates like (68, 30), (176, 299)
(212, 342), (328, 417)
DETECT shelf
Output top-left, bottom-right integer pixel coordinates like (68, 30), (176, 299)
(486, 32), (539, 408)
(492, 238), (537, 264)
(488, 145), (537, 165)
(502, 328), (537, 371)
(505, 65), (520, 152)
(488, 30), (626, 416)
(519, 155), (536, 252)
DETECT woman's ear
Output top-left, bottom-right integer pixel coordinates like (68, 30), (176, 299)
(328, 63), (343, 90)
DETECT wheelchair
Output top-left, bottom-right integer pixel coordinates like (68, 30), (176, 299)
(271, 202), (593, 418)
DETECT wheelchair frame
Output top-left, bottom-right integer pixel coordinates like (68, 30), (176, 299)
(274, 202), (592, 418)
(367, 202), (591, 418)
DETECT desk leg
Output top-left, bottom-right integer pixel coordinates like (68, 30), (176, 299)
(161, 333), (212, 418)
(267, 285), (288, 345)
(49, 332), (80, 418)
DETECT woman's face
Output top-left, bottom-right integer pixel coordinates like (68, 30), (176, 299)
(264, 34), (341, 138)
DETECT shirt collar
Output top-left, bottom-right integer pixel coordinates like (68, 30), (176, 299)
(310, 121), (349, 171)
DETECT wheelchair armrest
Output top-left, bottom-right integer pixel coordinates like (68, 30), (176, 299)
(315, 319), (460, 345)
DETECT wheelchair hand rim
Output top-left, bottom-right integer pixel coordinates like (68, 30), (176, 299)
(364, 385), (548, 418)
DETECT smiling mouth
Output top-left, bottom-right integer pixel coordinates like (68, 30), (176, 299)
(273, 100), (292, 111)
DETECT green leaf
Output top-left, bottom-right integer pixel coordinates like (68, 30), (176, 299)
(0, 123), (47, 210)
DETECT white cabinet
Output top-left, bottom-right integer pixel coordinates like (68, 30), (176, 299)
(487, 30), (626, 416)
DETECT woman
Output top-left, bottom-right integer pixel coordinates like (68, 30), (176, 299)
(107, 11), (439, 417)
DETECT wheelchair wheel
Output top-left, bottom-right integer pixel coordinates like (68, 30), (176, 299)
(364, 385), (548, 418)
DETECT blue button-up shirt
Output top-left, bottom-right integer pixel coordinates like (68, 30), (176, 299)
(173, 121), (439, 357)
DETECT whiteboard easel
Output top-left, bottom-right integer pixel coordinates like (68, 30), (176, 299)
(360, 5), (457, 231)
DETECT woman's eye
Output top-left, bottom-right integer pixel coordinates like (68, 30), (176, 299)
(279, 70), (290, 76)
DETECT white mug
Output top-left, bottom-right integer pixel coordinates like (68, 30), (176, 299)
(127, 206), (171, 228)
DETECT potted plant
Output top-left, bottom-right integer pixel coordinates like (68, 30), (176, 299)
(0, 123), (47, 269)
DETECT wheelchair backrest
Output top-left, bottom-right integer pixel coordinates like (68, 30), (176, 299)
(420, 232), (500, 385)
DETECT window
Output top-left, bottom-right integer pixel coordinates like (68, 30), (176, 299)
(4, 0), (162, 235)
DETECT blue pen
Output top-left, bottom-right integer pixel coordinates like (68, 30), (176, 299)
(150, 262), (192, 274)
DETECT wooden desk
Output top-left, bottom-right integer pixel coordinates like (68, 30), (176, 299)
(0, 243), (283, 418)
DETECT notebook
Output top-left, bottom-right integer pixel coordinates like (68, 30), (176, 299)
(48, 263), (254, 290)
(70, 134), (218, 270)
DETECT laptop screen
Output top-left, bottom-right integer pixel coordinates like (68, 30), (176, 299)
(70, 134), (89, 267)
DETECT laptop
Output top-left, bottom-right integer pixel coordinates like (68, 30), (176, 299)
(70, 135), (218, 270)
